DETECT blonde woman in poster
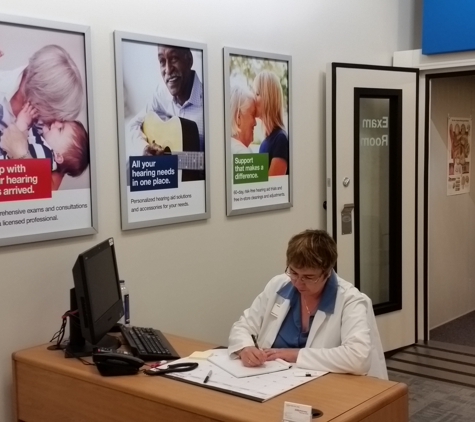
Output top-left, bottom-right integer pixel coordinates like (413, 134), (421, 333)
(0, 45), (88, 189)
(253, 70), (289, 176)
(230, 84), (256, 154)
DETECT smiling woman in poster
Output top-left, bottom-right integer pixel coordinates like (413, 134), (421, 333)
(253, 70), (289, 176)
(0, 45), (83, 128)
(0, 45), (86, 189)
(230, 84), (256, 154)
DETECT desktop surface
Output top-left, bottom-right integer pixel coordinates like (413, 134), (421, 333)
(13, 334), (408, 422)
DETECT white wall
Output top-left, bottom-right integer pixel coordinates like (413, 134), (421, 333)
(429, 75), (475, 329)
(1, 1), (419, 420)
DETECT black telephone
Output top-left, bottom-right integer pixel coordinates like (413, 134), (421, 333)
(92, 348), (144, 376)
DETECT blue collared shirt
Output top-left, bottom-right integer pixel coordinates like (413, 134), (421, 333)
(272, 271), (338, 349)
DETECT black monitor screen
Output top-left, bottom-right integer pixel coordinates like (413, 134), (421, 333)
(67, 238), (124, 357)
(85, 246), (121, 322)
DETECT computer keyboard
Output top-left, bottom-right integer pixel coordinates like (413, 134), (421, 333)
(120, 326), (181, 361)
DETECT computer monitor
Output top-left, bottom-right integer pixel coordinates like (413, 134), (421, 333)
(66, 238), (124, 357)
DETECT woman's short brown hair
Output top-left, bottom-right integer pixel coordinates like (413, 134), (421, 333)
(286, 229), (338, 273)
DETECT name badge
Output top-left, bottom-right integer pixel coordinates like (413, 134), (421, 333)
(271, 303), (282, 317)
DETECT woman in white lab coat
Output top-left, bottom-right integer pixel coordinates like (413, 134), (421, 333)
(228, 229), (387, 379)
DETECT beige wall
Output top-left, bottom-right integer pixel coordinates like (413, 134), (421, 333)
(0, 0), (420, 420)
(429, 75), (475, 329)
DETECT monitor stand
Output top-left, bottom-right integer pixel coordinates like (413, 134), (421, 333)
(65, 288), (121, 358)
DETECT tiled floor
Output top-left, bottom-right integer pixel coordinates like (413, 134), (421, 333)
(388, 369), (475, 422)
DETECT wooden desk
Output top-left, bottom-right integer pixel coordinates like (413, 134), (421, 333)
(12, 335), (408, 422)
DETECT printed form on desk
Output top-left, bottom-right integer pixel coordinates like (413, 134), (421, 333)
(163, 349), (327, 402)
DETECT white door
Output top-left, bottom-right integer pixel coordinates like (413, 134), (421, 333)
(326, 63), (418, 351)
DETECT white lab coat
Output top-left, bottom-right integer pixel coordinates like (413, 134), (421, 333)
(228, 273), (388, 379)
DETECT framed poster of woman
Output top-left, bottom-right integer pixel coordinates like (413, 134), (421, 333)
(0, 14), (97, 247)
(224, 47), (292, 216)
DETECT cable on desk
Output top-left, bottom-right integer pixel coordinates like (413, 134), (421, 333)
(47, 309), (78, 351)
(68, 351), (95, 366)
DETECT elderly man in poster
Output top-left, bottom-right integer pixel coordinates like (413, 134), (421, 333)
(127, 44), (204, 158)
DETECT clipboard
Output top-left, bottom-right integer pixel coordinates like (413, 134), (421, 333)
(162, 350), (326, 402)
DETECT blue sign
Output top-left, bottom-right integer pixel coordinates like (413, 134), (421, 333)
(129, 155), (178, 192)
(423, 0), (475, 55)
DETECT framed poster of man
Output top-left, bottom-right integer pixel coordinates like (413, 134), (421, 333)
(224, 47), (292, 216)
(0, 14), (97, 247)
(114, 31), (210, 230)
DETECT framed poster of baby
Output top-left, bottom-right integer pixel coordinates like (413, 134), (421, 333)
(114, 31), (210, 230)
(0, 14), (97, 247)
(224, 47), (292, 216)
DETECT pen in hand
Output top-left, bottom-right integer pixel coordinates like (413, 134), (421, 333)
(251, 334), (259, 350)
(203, 370), (212, 384)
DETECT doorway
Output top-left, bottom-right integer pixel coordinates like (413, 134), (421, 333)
(394, 49), (475, 342)
(426, 72), (475, 341)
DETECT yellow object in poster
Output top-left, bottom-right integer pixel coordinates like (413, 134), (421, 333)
(143, 113), (183, 153)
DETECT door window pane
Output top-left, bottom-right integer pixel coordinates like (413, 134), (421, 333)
(358, 98), (390, 305)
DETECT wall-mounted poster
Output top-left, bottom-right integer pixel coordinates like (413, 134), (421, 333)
(447, 117), (471, 196)
(114, 32), (210, 230)
(223, 47), (292, 216)
(0, 14), (97, 247)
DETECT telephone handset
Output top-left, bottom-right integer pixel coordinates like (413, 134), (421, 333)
(92, 348), (144, 376)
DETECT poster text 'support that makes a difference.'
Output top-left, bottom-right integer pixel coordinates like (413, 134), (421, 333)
(233, 154), (268, 184)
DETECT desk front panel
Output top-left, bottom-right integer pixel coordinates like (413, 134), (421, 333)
(13, 337), (408, 422)
(16, 361), (217, 422)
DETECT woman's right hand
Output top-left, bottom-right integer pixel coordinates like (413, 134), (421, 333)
(239, 346), (267, 367)
(0, 124), (29, 159)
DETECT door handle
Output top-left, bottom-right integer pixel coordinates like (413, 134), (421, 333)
(341, 203), (354, 235)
